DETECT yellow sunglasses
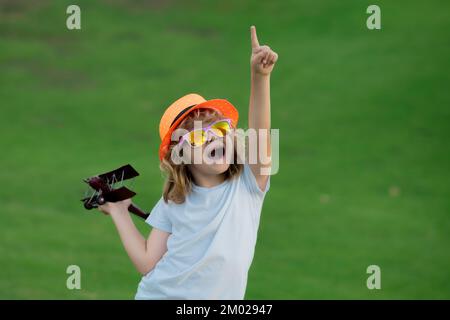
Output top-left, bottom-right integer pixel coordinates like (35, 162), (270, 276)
(178, 119), (233, 147)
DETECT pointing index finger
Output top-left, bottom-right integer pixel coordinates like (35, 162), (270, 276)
(250, 25), (260, 49)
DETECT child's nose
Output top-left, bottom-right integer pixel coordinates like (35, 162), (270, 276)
(205, 131), (221, 145)
(206, 131), (216, 143)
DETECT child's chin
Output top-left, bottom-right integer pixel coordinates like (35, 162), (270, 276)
(205, 162), (230, 174)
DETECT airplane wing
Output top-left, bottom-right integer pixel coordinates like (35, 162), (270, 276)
(103, 186), (137, 202)
(98, 164), (139, 182)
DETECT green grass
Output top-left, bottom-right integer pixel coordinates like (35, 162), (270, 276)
(0, 0), (449, 299)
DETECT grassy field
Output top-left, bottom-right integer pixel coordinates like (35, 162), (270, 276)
(0, 0), (449, 299)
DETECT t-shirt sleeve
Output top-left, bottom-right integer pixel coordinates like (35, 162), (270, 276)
(242, 164), (271, 197)
(145, 198), (172, 233)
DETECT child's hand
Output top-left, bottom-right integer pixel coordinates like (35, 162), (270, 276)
(98, 198), (132, 216)
(250, 26), (278, 76)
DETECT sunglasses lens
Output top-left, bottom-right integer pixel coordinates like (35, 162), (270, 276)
(187, 129), (206, 146)
(210, 120), (231, 137)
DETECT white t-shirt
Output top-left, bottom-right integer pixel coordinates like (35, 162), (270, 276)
(135, 164), (270, 300)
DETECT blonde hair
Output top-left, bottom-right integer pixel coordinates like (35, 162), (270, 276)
(160, 108), (243, 204)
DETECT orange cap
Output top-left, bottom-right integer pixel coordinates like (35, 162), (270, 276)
(158, 93), (239, 161)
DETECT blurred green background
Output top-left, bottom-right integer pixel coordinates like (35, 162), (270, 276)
(1, 0), (449, 299)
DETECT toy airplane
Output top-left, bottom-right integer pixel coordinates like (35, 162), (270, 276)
(81, 164), (149, 220)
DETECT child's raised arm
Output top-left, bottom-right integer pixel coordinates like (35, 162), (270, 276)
(248, 26), (278, 190)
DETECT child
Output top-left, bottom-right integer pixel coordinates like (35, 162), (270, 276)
(99, 26), (278, 299)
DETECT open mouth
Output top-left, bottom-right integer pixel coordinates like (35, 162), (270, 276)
(209, 146), (225, 158)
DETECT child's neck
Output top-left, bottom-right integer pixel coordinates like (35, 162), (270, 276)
(191, 171), (226, 189)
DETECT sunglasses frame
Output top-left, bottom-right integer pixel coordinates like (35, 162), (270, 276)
(178, 118), (234, 148)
